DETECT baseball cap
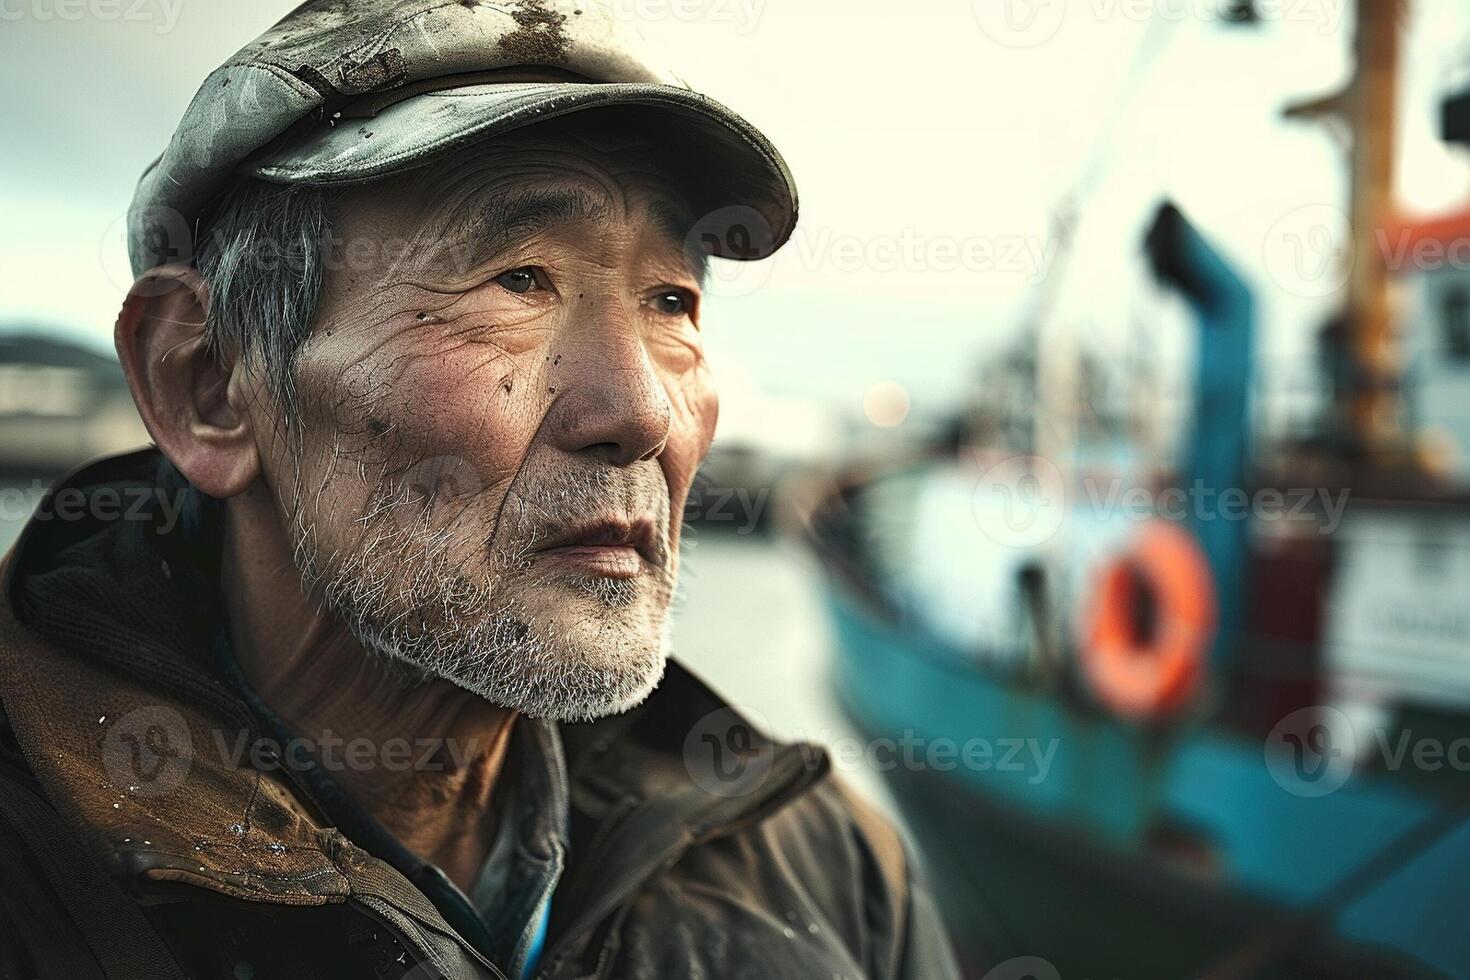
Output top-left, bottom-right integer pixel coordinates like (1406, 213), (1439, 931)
(126, 0), (797, 277)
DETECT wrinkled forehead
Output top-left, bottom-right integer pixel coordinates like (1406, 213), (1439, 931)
(330, 124), (707, 281)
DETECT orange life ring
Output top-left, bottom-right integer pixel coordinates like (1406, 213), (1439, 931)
(1080, 521), (1217, 720)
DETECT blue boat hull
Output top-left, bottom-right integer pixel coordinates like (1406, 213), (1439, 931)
(826, 589), (1468, 978)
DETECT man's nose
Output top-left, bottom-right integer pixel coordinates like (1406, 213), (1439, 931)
(544, 299), (672, 466)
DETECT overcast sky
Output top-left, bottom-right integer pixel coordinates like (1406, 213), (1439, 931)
(4, 0), (1470, 431)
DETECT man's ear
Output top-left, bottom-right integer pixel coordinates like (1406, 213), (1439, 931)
(114, 265), (260, 498)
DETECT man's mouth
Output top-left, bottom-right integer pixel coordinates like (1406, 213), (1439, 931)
(532, 517), (661, 579)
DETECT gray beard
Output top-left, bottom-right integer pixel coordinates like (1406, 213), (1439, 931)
(354, 608), (670, 724)
(289, 459), (674, 722)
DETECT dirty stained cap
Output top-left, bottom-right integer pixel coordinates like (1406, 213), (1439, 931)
(126, 0), (798, 278)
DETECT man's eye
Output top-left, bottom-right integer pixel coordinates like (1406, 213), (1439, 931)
(649, 290), (691, 316)
(493, 267), (541, 294)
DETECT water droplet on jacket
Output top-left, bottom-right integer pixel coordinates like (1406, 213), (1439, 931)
(112, 802), (121, 809)
(228, 823), (246, 837)
(807, 922), (820, 935)
(782, 927), (796, 939)
(98, 715), (107, 724)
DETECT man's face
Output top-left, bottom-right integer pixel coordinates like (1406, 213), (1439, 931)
(254, 127), (716, 721)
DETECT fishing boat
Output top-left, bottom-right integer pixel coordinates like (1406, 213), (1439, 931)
(799, 2), (1470, 977)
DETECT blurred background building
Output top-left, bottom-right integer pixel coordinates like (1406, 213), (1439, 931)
(6, 0), (1470, 977)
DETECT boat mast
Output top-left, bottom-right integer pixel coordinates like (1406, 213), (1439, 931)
(1285, 0), (1405, 455)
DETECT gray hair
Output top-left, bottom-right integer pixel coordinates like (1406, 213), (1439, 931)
(194, 179), (334, 427)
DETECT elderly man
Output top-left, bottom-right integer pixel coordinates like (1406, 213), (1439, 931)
(0, 2), (959, 977)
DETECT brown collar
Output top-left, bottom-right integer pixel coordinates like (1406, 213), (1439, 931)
(0, 547), (354, 905)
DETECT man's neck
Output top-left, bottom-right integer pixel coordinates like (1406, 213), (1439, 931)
(219, 482), (516, 889)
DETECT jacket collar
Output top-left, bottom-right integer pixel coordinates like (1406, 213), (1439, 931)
(0, 450), (352, 905)
(0, 450), (829, 939)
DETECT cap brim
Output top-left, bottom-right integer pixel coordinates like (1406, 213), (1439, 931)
(244, 81), (796, 261)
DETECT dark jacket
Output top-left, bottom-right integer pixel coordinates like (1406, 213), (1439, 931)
(0, 450), (960, 980)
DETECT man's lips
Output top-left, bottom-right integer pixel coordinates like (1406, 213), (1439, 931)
(533, 518), (661, 578)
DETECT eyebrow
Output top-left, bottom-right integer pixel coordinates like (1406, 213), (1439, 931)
(487, 187), (611, 250)
(438, 185), (708, 283)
